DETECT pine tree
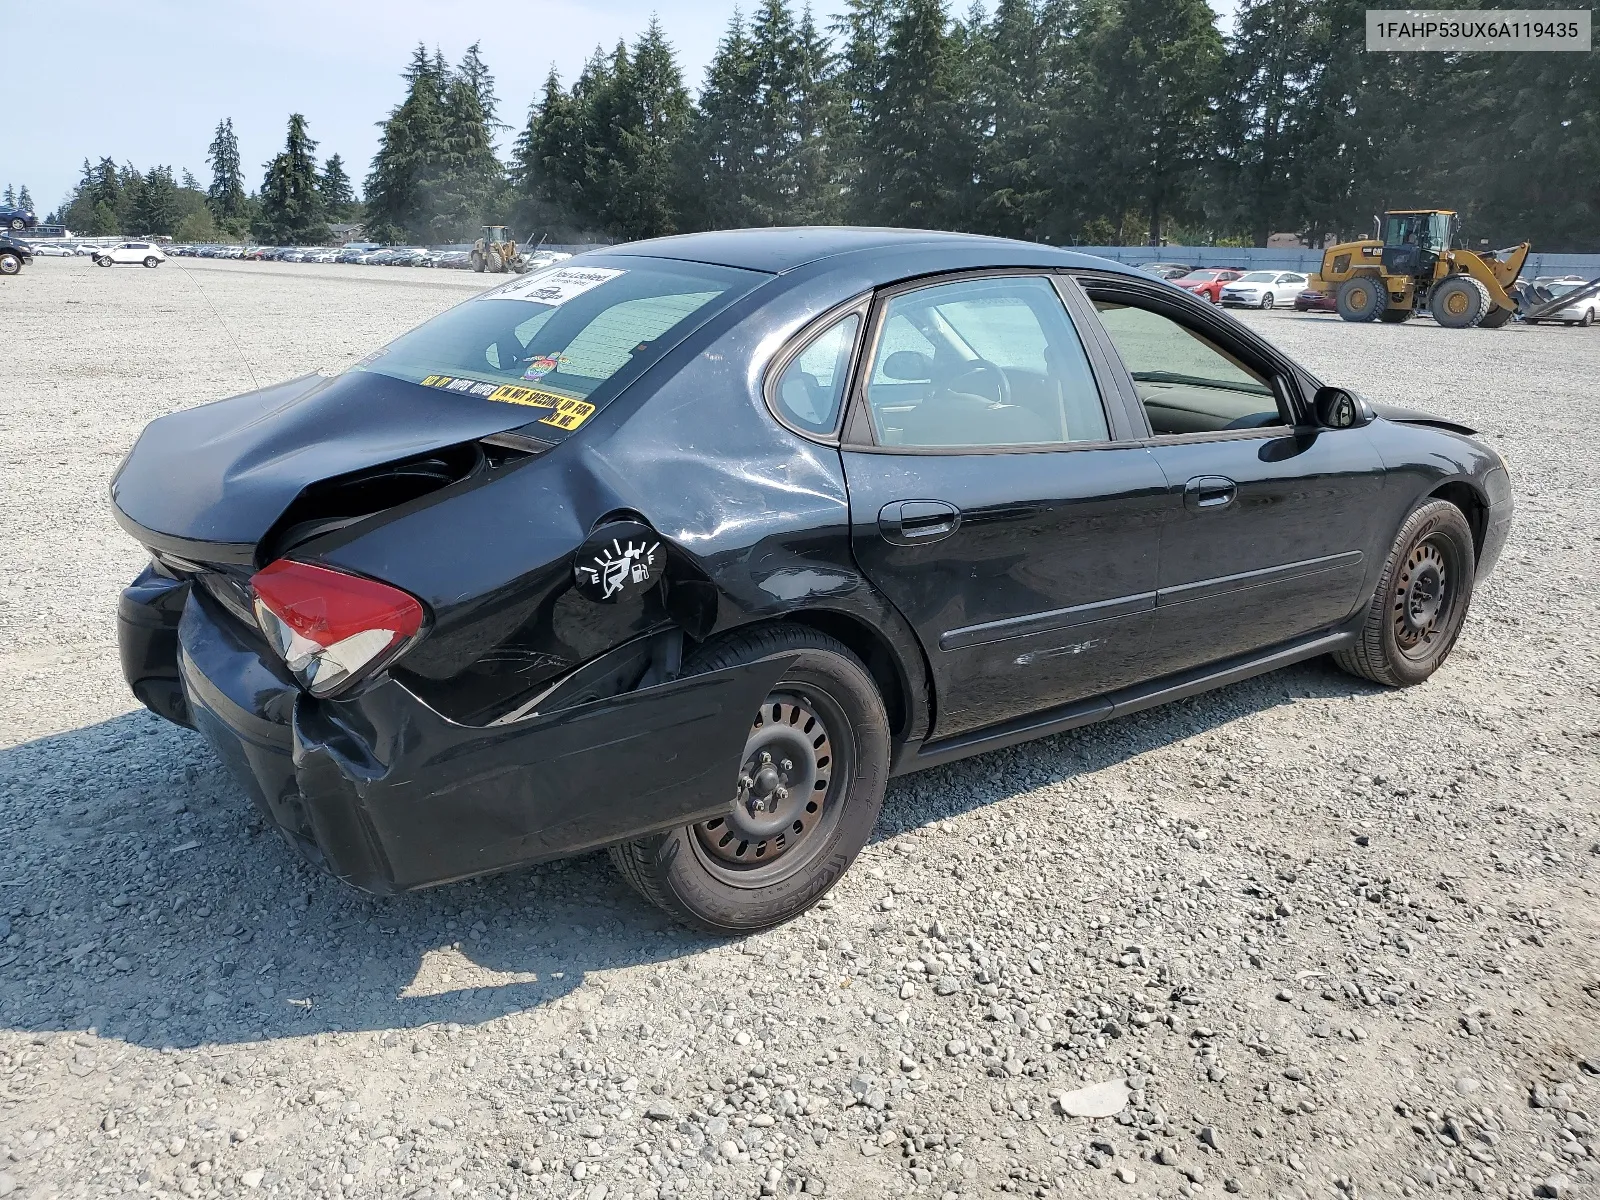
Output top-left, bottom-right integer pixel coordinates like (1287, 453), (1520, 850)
(853, 0), (974, 229)
(1085, 0), (1224, 244)
(130, 166), (181, 235)
(206, 118), (248, 222)
(586, 22), (690, 239)
(3, 185), (14, 207)
(365, 45), (448, 242)
(968, 0), (1056, 240)
(513, 66), (587, 232)
(319, 154), (356, 221)
(429, 49), (508, 241)
(256, 113), (329, 244)
(683, 13), (761, 230)
(791, 6), (844, 224)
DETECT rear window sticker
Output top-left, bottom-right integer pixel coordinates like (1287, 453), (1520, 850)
(421, 374), (501, 398)
(485, 384), (568, 409)
(521, 354), (567, 381)
(537, 396), (597, 431)
(496, 266), (626, 307)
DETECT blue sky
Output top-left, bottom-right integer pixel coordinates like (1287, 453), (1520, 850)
(3, 0), (1235, 218)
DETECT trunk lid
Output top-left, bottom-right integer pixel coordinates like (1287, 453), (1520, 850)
(111, 371), (541, 564)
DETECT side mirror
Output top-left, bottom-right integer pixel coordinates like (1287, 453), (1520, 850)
(1313, 386), (1369, 429)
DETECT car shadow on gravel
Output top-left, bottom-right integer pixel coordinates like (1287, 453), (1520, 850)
(0, 656), (1376, 1050)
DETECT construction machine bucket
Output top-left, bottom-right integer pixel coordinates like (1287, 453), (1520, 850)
(1519, 276), (1600, 323)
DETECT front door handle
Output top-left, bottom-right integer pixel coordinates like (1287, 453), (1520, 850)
(1184, 475), (1237, 511)
(878, 499), (961, 546)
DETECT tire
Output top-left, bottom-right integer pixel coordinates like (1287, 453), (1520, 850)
(1479, 306), (1512, 329)
(470, 251), (484, 272)
(143, 256), (159, 268)
(487, 248), (504, 273)
(96, 256), (112, 267)
(1430, 276), (1490, 328)
(1378, 307), (1414, 323)
(1583, 309), (1595, 328)
(0, 251), (20, 276)
(1260, 293), (1274, 310)
(1336, 276), (1387, 322)
(1333, 498), (1477, 688)
(608, 624), (890, 934)
(8, 218), (23, 231)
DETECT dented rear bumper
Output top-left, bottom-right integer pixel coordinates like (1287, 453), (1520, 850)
(119, 572), (785, 893)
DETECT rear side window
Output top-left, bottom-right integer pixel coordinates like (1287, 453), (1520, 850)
(772, 313), (860, 435)
(863, 275), (1109, 449)
(357, 258), (762, 439)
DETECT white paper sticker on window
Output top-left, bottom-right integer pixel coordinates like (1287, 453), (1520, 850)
(494, 266), (626, 306)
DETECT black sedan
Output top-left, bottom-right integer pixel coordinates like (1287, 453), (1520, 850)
(112, 228), (1513, 933)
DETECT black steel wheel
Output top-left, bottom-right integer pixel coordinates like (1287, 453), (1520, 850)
(609, 624), (889, 934)
(1334, 498), (1477, 687)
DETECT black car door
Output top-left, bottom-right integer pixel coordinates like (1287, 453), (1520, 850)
(838, 272), (1169, 740)
(1074, 273), (1391, 674)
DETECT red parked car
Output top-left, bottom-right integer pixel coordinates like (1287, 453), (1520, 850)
(1294, 288), (1339, 313)
(1172, 269), (1243, 303)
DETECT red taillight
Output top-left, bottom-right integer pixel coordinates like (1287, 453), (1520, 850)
(249, 560), (425, 698)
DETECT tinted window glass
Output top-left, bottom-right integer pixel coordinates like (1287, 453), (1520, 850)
(774, 313), (859, 434)
(865, 276), (1108, 449)
(356, 258), (761, 439)
(1093, 301), (1284, 436)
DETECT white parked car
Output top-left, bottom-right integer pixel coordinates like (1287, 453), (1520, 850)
(1526, 277), (1597, 327)
(26, 242), (74, 257)
(1218, 270), (1308, 310)
(95, 241), (167, 268)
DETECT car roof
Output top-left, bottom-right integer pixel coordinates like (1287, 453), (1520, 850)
(602, 226), (1134, 277)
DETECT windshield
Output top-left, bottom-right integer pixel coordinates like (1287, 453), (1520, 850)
(356, 257), (761, 439)
(1238, 272), (1276, 283)
(1180, 271), (1222, 281)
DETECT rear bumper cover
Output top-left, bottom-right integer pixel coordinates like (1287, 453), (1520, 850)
(119, 572), (787, 893)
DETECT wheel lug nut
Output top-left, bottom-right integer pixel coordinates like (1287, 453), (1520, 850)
(780, 759), (792, 771)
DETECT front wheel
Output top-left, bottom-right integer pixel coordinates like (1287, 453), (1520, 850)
(1583, 309), (1595, 328)
(1260, 292), (1274, 310)
(609, 624), (890, 934)
(0, 252), (20, 275)
(1333, 499), (1476, 687)
(143, 256), (160, 268)
(96, 256), (112, 267)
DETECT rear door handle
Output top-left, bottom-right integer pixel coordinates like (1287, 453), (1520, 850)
(878, 499), (961, 546)
(1184, 475), (1237, 511)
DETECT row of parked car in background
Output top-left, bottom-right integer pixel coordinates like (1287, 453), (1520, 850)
(164, 243), (575, 270)
(1138, 260), (1597, 325)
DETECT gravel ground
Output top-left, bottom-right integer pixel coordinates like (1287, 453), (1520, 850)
(1, 256), (1597, 1200)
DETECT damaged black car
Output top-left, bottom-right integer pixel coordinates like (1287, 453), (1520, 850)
(113, 228), (1513, 932)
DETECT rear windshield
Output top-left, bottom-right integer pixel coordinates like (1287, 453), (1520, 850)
(1238, 272), (1277, 283)
(356, 257), (761, 438)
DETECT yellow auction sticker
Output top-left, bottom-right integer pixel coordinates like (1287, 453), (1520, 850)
(486, 384), (564, 408)
(537, 396), (596, 431)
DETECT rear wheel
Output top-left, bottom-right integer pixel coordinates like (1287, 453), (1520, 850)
(470, 250), (484, 272)
(1378, 307), (1414, 323)
(1333, 499), (1476, 687)
(143, 256), (159, 268)
(1336, 276), (1387, 322)
(1479, 306), (1513, 329)
(608, 624), (889, 934)
(1259, 292), (1274, 310)
(1430, 276), (1490, 328)
(0, 251), (20, 275)
(8, 217), (23, 231)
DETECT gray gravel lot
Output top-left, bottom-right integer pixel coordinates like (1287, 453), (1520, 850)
(1, 255), (1597, 1200)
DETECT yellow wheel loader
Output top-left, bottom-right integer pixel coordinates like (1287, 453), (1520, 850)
(1307, 209), (1528, 329)
(470, 226), (526, 274)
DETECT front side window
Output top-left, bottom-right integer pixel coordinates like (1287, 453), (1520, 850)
(355, 258), (762, 439)
(863, 276), (1108, 449)
(772, 313), (860, 435)
(1093, 301), (1285, 436)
